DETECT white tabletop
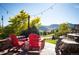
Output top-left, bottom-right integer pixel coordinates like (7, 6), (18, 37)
(62, 39), (79, 44)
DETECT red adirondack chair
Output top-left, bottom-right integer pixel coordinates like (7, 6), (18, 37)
(9, 34), (27, 52)
(28, 33), (42, 53)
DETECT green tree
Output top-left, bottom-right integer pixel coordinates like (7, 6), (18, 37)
(9, 10), (29, 35)
(58, 23), (71, 36)
(53, 23), (71, 38)
(31, 17), (41, 28)
(4, 25), (15, 35)
(8, 10), (41, 35)
(20, 17), (41, 37)
(0, 25), (2, 33)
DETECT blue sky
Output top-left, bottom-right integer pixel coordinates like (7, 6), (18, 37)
(0, 3), (79, 26)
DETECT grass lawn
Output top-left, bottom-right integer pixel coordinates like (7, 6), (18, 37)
(45, 39), (57, 44)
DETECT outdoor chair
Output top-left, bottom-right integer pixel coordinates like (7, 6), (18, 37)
(9, 34), (27, 52)
(28, 33), (42, 53)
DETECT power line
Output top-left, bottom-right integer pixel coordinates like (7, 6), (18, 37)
(0, 4), (16, 16)
(0, 5), (8, 14)
(0, 5), (8, 28)
(0, 4), (56, 17)
(0, 4), (56, 27)
(30, 3), (56, 17)
(0, 3), (56, 19)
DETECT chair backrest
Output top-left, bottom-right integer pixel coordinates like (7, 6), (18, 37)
(29, 33), (40, 47)
(9, 34), (19, 46)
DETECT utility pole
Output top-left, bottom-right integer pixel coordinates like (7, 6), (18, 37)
(28, 15), (30, 30)
(1, 16), (3, 30)
(28, 15), (30, 35)
(28, 15), (30, 29)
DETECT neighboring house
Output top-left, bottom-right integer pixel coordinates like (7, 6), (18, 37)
(46, 29), (51, 34)
(46, 28), (51, 33)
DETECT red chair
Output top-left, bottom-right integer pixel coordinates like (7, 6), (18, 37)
(9, 34), (26, 52)
(28, 33), (42, 53)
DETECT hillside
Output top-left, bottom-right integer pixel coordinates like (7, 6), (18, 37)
(39, 23), (75, 31)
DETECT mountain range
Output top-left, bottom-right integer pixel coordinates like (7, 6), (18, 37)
(39, 23), (75, 31)
(39, 24), (59, 31)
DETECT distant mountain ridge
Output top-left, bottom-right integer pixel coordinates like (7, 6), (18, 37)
(39, 24), (59, 31)
(39, 23), (75, 31)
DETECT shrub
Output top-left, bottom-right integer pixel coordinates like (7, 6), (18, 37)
(20, 26), (40, 37)
(0, 33), (8, 39)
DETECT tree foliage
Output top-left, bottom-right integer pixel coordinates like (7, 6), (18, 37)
(4, 25), (15, 35)
(31, 17), (40, 27)
(54, 23), (71, 38)
(7, 10), (41, 35)
(8, 10), (29, 35)
(0, 26), (2, 33)
(58, 23), (71, 35)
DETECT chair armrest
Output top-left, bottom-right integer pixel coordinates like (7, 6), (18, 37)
(19, 38), (28, 42)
